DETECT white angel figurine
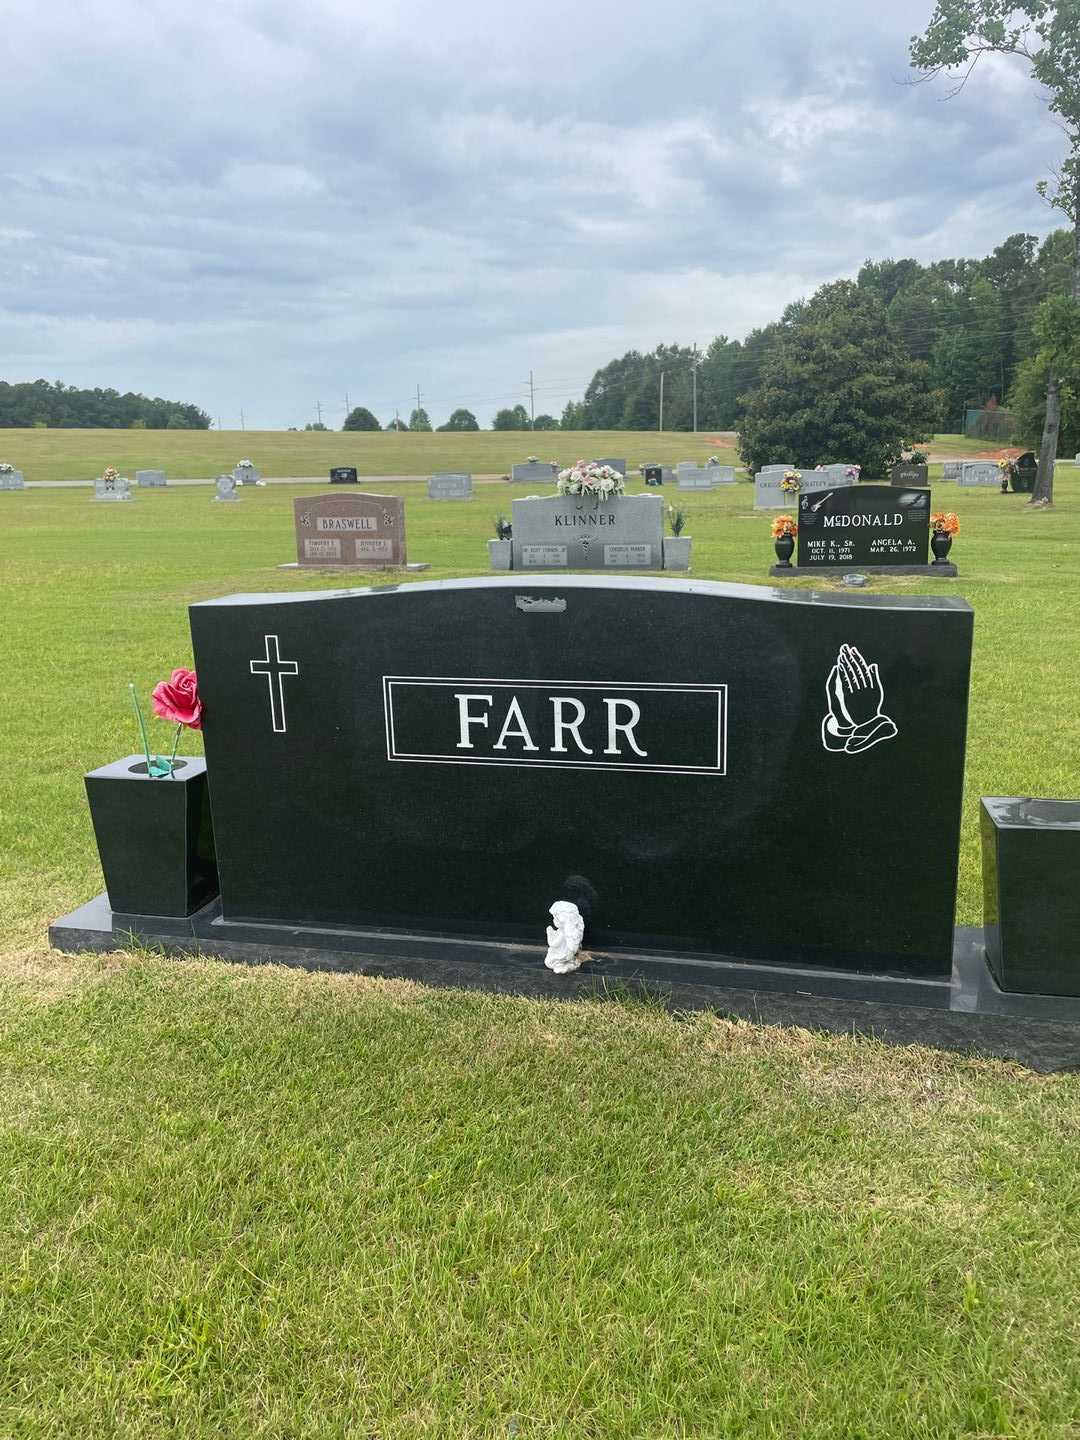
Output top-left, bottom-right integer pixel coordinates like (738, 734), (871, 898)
(544, 900), (585, 975)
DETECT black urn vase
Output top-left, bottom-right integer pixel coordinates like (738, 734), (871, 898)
(85, 755), (218, 917)
(930, 530), (953, 566)
(773, 533), (795, 568)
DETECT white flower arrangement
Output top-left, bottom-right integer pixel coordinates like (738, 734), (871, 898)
(780, 469), (802, 493)
(526, 455), (539, 463)
(0, 463), (13, 473)
(845, 464), (861, 478)
(556, 460), (626, 500)
(101, 465), (119, 481)
(237, 457), (254, 468)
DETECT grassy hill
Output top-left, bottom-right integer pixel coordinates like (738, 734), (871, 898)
(0, 428), (1003, 483)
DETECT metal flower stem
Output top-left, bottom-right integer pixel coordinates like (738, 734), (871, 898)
(128, 683), (153, 772)
(167, 721), (182, 777)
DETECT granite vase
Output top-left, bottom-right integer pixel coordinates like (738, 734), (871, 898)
(930, 531), (953, 566)
(773, 533), (795, 568)
(85, 755), (218, 917)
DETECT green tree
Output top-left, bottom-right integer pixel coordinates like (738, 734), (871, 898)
(1010, 292), (1080, 458)
(911, 0), (1080, 502)
(387, 417), (409, 431)
(531, 413), (559, 430)
(560, 400), (587, 429)
(737, 281), (937, 476)
(304, 422), (328, 431)
(342, 407), (381, 432)
(438, 408), (479, 431)
(409, 407), (432, 431)
(492, 404), (530, 430)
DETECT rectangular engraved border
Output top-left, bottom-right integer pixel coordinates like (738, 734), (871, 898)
(383, 676), (727, 776)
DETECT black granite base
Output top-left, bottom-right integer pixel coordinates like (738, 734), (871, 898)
(49, 895), (1080, 1072)
(769, 564), (958, 578)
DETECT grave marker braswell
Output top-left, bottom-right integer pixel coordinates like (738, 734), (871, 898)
(293, 493), (407, 568)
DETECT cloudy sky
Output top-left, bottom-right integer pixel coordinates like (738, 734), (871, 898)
(3, 0), (1067, 429)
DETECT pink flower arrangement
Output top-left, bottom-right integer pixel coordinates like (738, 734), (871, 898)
(152, 668), (203, 730)
(127, 666), (203, 778)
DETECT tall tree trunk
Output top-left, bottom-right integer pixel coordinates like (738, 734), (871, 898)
(1029, 214), (1079, 506)
(1030, 376), (1061, 504)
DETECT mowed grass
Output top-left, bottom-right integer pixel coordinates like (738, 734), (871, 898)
(2, 469), (1080, 1436)
(1, 428), (741, 483)
(1, 426), (1000, 483)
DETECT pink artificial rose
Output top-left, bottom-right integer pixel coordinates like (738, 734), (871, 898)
(152, 667), (203, 730)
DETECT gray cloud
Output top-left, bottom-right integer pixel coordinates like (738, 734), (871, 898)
(1, 0), (1067, 427)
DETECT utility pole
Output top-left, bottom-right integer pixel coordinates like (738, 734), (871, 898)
(344, 392), (350, 418)
(416, 384), (422, 415)
(394, 407), (400, 431)
(658, 372), (665, 433)
(529, 370), (535, 428)
(315, 399), (323, 427)
(692, 344), (699, 434)
(240, 408), (246, 432)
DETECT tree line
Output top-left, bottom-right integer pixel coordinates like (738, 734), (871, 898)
(0, 379), (210, 429)
(567, 228), (1073, 442)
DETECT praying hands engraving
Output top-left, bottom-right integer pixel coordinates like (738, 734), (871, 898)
(821, 644), (898, 755)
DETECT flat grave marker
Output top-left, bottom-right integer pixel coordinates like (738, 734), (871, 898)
(428, 472), (473, 500)
(136, 469), (167, 488)
(959, 461), (1000, 488)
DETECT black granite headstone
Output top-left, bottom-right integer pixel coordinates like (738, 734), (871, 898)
(1012, 453), (1037, 493)
(188, 577), (972, 978)
(798, 485), (930, 569)
(330, 467), (359, 484)
(981, 797), (1080, 995)
(890, 463), (928, 487)
(644, 465), (663, 486)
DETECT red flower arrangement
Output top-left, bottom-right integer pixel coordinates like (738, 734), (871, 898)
(128, 666), (203, 777)
(152, 668), (203, 730)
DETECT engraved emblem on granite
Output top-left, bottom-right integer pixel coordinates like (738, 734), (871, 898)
(249, 635), (300, 734)
(821, 644), (897, 754)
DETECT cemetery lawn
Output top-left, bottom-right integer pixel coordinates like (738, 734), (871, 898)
(3, 473), (1080, 1437)
(2, 426), (1000, 483)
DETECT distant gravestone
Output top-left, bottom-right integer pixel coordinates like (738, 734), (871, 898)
(510, 494), (665, 570)
(959, 461), (999, 488)
(891, 463), (929, 487)
(511, 461), (559, 483)
(294, 493), (407, 568)
(942, 462), (962, 481)
(330, 467), (358, 484)
(754, 469), (855, 509)
(136, 469), (167, 488)
(643, 465), (664, 486)
(797, 486), (930, 569)
(678, 466), (718, 490)
(234, 461), (263, 486)
(592, 457), (627, 475)
(1012, 453), (1037, 493)
(0, 467), (25, 490)
(94, 475), (133, 502)
(427, 472), (472, 500)
(214, 474), (239, 503)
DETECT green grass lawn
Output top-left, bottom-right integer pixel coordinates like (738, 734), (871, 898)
(2, 472), (1080, 1436)
(0, 427), (1002, 483)
(1, 428), (742, 482)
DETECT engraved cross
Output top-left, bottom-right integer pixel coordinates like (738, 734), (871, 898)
(249, 634), (299, 733)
